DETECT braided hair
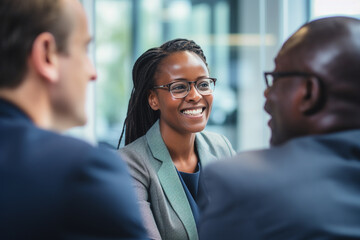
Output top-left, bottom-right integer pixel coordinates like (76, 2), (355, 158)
(118, 38), (208, 148)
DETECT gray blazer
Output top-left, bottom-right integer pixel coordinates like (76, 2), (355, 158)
(119, 120), (235, 240)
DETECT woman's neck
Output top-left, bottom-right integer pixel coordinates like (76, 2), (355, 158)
(159, 122), (199, 173)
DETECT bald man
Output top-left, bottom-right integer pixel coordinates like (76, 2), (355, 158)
(198, 16), (360, 240)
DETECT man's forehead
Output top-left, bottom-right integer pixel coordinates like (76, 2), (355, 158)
(283, 26), (309, 52)
(273, 27), (316, 71)
(273, 50), (301, 71)
(63, 0), (90, 39)
(62, 0), (87, 23)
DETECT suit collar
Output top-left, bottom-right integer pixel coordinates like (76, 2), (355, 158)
(146, 120), (199, 240)
(145, 120), (171, 162)
(195, 133), (218, 167)
(285, 129), (360, 153)
(0, 98), (32, 124)
(146, 120), (218, 166)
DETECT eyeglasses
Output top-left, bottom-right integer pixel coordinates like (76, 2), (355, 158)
(264, 71), (313, 88)
(153, 78), (216, 99)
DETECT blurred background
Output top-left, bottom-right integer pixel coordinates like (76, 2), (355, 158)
(71, 0), (360, 151)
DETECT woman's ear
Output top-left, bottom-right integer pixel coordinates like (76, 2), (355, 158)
(299, 76), (323, 115)
(148, 90), (159, 111)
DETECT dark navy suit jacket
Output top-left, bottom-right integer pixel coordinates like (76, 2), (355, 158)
(0, 99), (148, 240)
(198, 130), (360, 240)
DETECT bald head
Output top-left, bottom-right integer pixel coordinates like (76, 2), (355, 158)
(265, 17), (360, 146)
(279, 17), (360, 86)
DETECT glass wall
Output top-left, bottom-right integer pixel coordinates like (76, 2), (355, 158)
(76, 0), (359, 151)
(310, 0), (360, 19)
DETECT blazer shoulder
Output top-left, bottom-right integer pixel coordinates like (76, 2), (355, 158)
(32, 127), (95, 151)
(197, 131), (236, 157)
(31, 129), (127, 174)
(118, 135), (149, 165)
(118, 136), (153, 184)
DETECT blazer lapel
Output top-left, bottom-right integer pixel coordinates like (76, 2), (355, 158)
(146, 121), (198, 240)
(195, 133), (218, 168)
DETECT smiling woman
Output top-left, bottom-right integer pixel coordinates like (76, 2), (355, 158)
(117, 38), (236, 240)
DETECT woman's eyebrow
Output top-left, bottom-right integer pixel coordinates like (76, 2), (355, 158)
(173, 76), (209, 81)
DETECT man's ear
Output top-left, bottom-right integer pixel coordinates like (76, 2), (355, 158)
(148, 90), (159, 111)
(30, 32), (59, 83)
(299, 76), (323, 115)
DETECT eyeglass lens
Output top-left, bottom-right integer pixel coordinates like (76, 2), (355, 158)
(170, 79), (215, 98)
(265, 74), (276, 87)
(265, 72), (314, 88)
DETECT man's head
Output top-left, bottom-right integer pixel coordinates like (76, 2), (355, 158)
(264, 16), (360, 146)
(0, 0), (70, 88)
(0, 0), (96, 130)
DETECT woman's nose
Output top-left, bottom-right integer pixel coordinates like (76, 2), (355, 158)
(185, 84), (202, 102)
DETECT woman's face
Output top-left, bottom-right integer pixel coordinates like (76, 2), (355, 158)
(148, 51), (213, 135)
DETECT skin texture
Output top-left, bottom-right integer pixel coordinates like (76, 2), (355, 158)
(49, 0), (97, 130)
(264, 17), (360, 146)
(148, 51), (213, 172)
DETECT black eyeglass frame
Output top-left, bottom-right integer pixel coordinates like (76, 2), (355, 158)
(264, 71), (314, 88)
(153, 77), (217, 99)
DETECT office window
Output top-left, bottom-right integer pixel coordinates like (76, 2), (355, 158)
(311, 0), (360, 19)
(88, 0), (310, 150)
(76, 0), (359, 149)
(95, 1), (132, 148)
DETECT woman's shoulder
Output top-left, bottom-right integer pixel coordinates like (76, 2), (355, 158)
(118, 135), (150, 166)
(197, 130), (230, 145)
(197, 130), (236, 157)
(118, 135), (157, 181)
(119, 135), (147, 153)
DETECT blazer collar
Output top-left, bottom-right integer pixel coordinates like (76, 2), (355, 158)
(146, 120), (218, 166)
(195, 133), (219, 168)
(0, 98), (32, 125)
(146, 120), (199, 240)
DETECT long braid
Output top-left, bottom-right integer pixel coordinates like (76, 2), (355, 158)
(118, 38), (208, 148)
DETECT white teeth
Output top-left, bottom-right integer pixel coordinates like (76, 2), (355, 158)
(182, 108), (203, 116)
